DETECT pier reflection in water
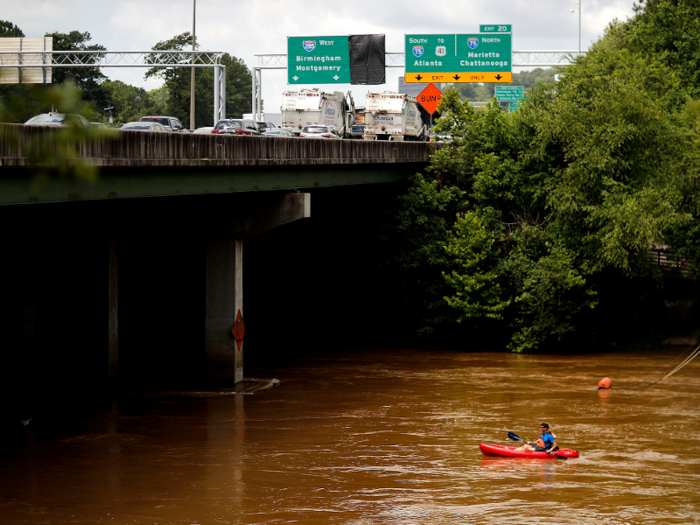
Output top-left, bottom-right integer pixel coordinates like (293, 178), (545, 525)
(1, 348), (698, 524)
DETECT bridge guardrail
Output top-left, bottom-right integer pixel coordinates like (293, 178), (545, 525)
(0, 123), (439, 168)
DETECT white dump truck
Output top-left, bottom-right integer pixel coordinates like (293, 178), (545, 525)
(363, 92), (429, 142)
(281, 89), (355, 137)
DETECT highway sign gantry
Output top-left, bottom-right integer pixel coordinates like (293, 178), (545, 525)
(404, 32), (512, 83)
(287, 36), (351, 84)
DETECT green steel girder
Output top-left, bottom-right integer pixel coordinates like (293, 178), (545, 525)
(0, 163), (426, 205)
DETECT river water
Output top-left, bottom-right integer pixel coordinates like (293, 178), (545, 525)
(1, 347), (698, 524)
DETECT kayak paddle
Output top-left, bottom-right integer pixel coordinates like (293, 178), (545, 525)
(507, 431), (568, 460)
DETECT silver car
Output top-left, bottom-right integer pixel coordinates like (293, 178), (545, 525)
(139, 116), (188, 133)
(299, 125), (341, 139)
(24, 112), (90, 127)
(263, 128), (294, 137)
(120, 121), (167, 132)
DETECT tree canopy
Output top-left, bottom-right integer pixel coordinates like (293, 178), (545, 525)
(0, 20), (24, 37)
(100, 80), (166, 126)
(44, 30), (109, 111)
(387, 0), (700, 352)
(145, 32), (252, 128)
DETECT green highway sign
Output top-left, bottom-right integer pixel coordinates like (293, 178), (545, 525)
(287, 36), (351, 84)
(480, 25), (512, 33)
(404, 33), (512, 83)
(495, 85), (525, 112)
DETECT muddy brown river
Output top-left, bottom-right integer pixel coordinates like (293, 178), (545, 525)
(1, 347), (698, 524)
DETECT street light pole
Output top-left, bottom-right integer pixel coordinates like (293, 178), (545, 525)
(572, 0), (581, 55)
(189, 0), (196, 131)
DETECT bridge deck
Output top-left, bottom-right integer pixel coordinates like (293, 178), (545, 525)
(0, 125), (437, 205)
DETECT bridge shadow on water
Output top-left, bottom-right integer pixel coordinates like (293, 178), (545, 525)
(2, 178), (695, 427)
(0, 182), (413, 424)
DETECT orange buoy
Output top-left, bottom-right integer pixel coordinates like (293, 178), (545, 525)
(598, 388), (611, 399)
(598, 377), (612, 389)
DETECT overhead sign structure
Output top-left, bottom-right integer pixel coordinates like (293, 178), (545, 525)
(287, 36), (351, 84)
(404, 32), (512, 83)
(416, 83), (444, 115)
(494, 85), (525, 112)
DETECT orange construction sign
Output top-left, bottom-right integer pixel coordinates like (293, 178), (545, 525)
(416, 83), (444, 115)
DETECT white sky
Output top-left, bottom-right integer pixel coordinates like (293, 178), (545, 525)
(4, 0), (636, 118)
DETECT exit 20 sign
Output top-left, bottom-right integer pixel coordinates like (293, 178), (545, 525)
(416, 83), (444, 114)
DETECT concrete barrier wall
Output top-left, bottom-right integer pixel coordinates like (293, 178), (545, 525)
(0, 124), (439, 168)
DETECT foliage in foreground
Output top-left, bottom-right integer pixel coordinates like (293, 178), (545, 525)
(0, 82), (116, 185)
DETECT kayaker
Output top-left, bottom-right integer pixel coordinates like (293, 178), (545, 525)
(514, 423), (558, 452)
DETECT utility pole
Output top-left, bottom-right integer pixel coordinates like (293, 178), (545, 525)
(572, 0), (582, 55)
(189, 0), (196, 131)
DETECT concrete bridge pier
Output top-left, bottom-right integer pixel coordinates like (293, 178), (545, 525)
(205, 193), (310, 385)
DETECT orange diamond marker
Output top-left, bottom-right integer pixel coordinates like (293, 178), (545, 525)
(232, 310), (245, 350)
(416, 83), (444, 115)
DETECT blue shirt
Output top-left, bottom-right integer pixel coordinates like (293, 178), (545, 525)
(541, 432), (555, 449)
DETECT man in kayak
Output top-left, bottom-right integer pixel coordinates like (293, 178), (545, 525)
(515, 423), (558, 452)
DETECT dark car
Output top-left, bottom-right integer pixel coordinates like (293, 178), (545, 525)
(139, 116), (188, 133)
(256, 121), (277, 131)
(212, 119), (261, 136)
(350, 124), (365, 139)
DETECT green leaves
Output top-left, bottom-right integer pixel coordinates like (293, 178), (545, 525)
(145, 34), (252, 128)
(45, 30), (109, 110)
(443, 212), (510, 321)
(101, 80), (165, 126)
(392, 0), (700, 351)
(507, 242), (596, 352)
(1, 82), (117, 186)
(0, 20), (24, 37)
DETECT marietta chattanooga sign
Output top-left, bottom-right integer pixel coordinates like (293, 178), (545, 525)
(287, 36), (351, 84)
(404, 33), (512, 83)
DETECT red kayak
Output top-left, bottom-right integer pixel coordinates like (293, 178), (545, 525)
(479, 443), (580, 459)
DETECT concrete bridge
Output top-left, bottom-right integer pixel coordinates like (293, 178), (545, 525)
(0, 125), (434, 204)
(0, 125), (436, 392)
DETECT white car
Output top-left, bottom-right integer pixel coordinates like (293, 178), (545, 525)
(299, 125), (341, 139)
(193, 127), (215, 134)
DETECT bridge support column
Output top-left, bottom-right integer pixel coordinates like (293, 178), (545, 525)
(108, 214), (119, 385)
(204, 193), (310, 385)
(206, 238), (244, 383)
